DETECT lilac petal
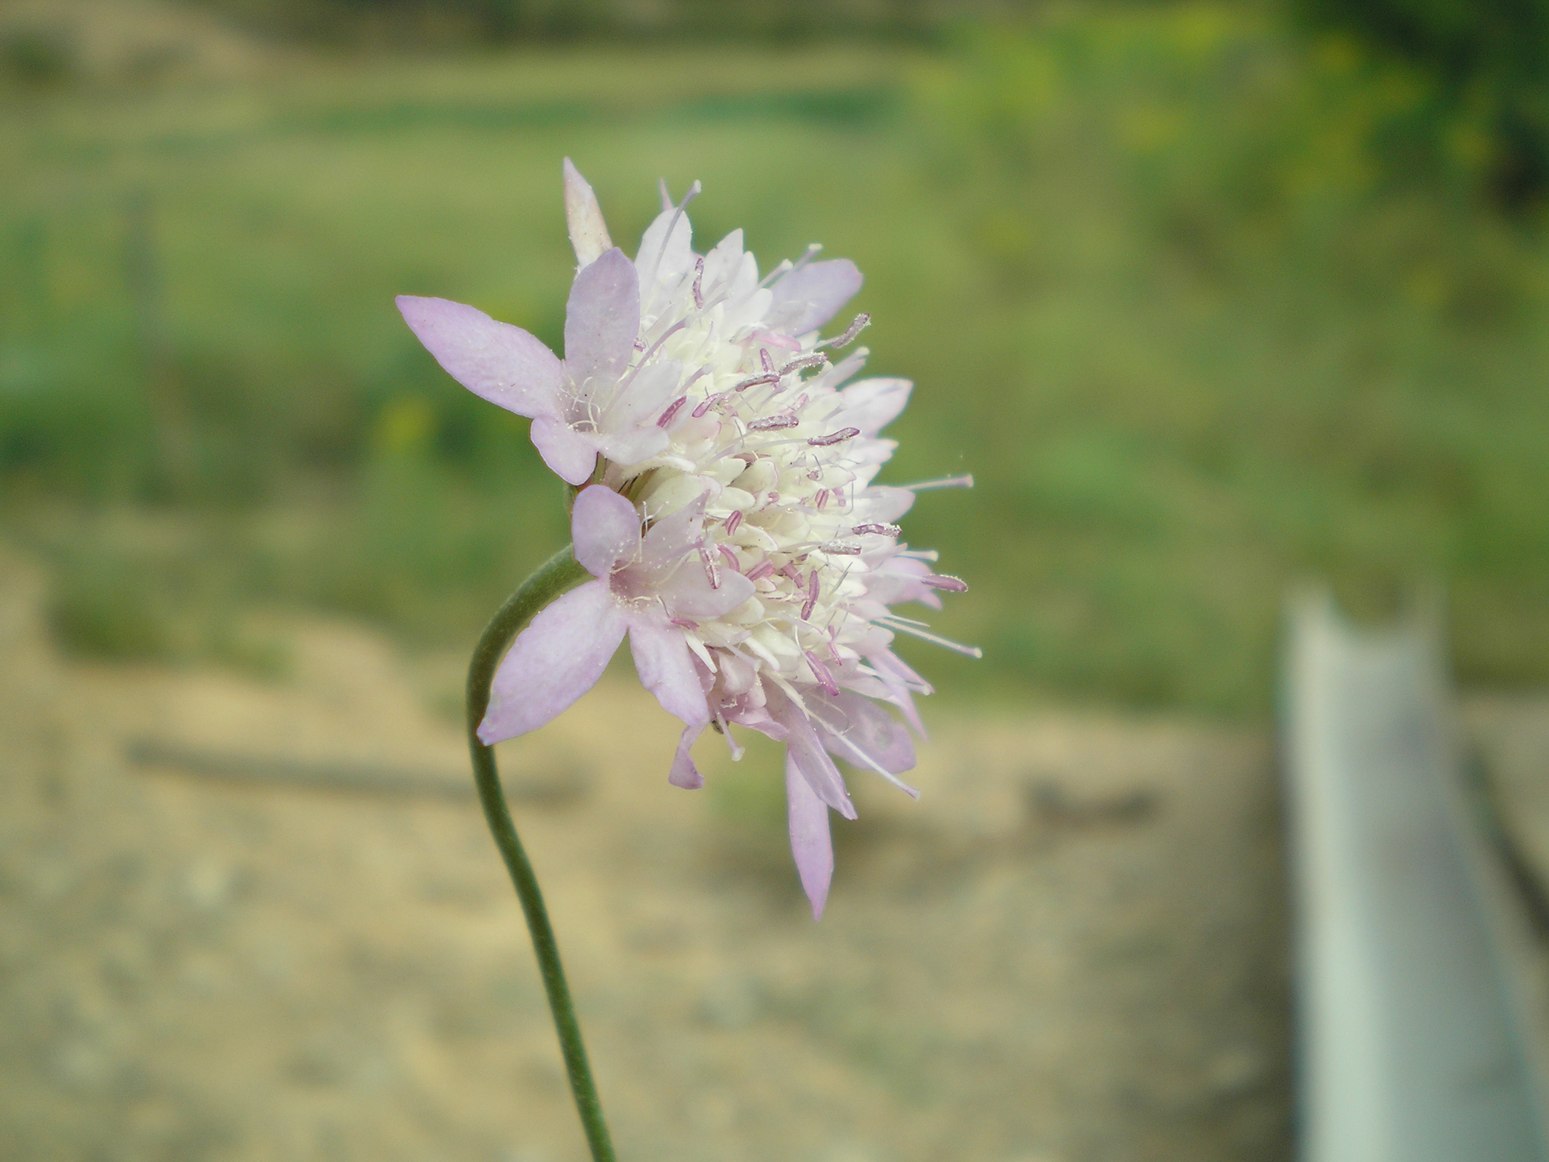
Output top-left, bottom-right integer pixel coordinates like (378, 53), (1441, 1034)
(598, 360), (682, 449)
(636, 202), (696, 291)
(564, 248), (640, 386)
(771, 690), (857, 820)
(638, 492), (709, 574)
(670, 724), (705, 789)
(838, 377), (912, 435)
(860, 485), (915, 524)
(530, 415), (597, 486)
(769, 259), (862, 334)
(786, 753), (834, 919)
(827, 692), (917, 775)
(660, 565), (754, 621)
(628, 619), (709, 729)
(571, 485), (641, 580)
(396, 296), (562, 417)
(563, 158), (612, 268)
(478, 581), (626, 744)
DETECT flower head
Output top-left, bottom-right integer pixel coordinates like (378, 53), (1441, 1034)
(398, 162), (975, 917)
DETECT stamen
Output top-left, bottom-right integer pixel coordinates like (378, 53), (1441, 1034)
(920, 573), (969, 593)
(717, 544), (740, 572)
(650, 181), (701, 283)
(805, 650), (840, 696)
(698, 547), (721, 590)
(852, 522), (901, 537)
(760, 349), (775, 375)
(657, 397), (687, 428)
(757, 244), (821, 288)
(815, 489), (831, 510)
(692, 257), (705, 309)
(780, 353), (829, 377)
(723, 509), (743, 536)
(748, 413), (800, 432)
(669, 617), (699, 630)
(818, 541), (863, 556)
(801, 571), (820, 620)
(691, 392), (727, 419)
(877, 616), (984, 658)
(745, 560), (776, 583)
(732, 372), (780, 393)
(898, 474), (975, 492)
(808, 427), (860, 448)
(819, 312), (871, 350)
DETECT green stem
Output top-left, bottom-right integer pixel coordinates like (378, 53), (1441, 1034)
(465, 545), (616, 1162)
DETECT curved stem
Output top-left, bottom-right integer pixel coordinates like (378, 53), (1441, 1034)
(465, 545), (616, 1162)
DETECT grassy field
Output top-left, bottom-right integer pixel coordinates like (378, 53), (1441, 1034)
(4, 5), (1548, 715)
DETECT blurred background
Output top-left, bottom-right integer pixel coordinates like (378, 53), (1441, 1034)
(3, 0), (1548, 1159)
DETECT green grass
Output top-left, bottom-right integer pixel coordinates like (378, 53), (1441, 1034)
(4, 12), (1549, 716)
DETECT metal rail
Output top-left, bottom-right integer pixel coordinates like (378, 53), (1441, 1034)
(1282, 590), (1549, 1162)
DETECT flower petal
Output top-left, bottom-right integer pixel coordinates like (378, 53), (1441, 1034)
(571, 485), (642, 579)
(770, 688), (857, 820)
(838, 377), (912, 435)
(563, 158), (612, 268)
(670, 723), (705, 789)
(564, 248), (640, 386)
(786, 753), (835, 919)
(768, 259), (862, 334)
(628, 619), (710, 729)
(478, 581), (626, 744)
(826, 692), (917, 775)
(530, 414), (598, 486)
(636, 203), (696, 280)
(660, 565), (754, 621)
(396, 296), (562, 417)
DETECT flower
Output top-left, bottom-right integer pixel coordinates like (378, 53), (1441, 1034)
(398, 161), (975, 917)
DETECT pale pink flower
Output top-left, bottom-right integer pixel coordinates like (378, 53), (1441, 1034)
(398, 162), (975, 917)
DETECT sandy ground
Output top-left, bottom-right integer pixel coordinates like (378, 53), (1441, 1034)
(0, 545), (1293, 1162)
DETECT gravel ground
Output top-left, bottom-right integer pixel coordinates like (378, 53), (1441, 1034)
(0, 545), (1293, 1162)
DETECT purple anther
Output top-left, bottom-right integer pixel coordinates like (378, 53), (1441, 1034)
(717, 544), (740, 571)
(657, 396), (687, 428)
(698, 547), (721, 590)
(804, 650), (840, 696)
(760, 349), (775, 375)
(633, 338), (648, 352)
(748, 412), (800, 432)
(808, 426), (860, 448)
(732, 372), (780, 393)
(779, 353), (829, 376)
(691, 392), (726, 419)
(723, 509), (743, 536)
(801, 571), (821, 620)
(745, 560), (776, 582)
(920, 573), (969, 592)
(851, 522), (901, 537)
(692, 257), (705, 309)
(819, 541), (863, 556)
(819, 312), (871, 350)
(815, 489), (831, 510)
(669, 617), (700, 630)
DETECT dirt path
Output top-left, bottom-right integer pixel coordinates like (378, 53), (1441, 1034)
(0, 546), (1291, 1162)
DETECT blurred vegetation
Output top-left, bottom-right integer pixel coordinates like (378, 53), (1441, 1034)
(3, 1), (1548, 716)
(1292, 0), (1549, 209)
